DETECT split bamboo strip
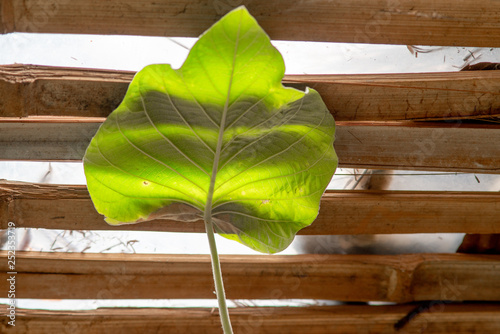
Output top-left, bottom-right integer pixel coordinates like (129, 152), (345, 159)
(1, 0), (500, 47)
(1, 252), (499, 302)
(1, 181), (500, 235)
(1, 64), (499, 121)
(287, 73), (500, 121)
(335, 121), (500, 173)
(0, 65), (130, 119)
(2, 121), (500, 174)
(1, 303), (500, 334)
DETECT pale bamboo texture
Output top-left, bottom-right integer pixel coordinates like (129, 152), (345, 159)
(1, 0), (500, 46)
(1, 181), (500, 235)
(2, 303), (500, 334)
(1, 251), (499, 302)
(1, 65), (499, 121)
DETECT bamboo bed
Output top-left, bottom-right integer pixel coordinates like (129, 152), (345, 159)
(1, 0), (500, 333)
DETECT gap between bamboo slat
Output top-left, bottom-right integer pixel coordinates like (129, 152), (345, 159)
(1, 0), (500, 47)
(1, 303), (500, 334)
(1, 251), (499, 302)
(1, 181), (499, 235)
(1, 120), (499, 174)
(1, 64), (499, 121)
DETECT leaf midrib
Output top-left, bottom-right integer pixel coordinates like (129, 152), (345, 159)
(204, 14), (242, 220)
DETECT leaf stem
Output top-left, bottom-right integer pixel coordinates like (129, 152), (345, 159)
(204, 216), (234, 334)
(203, 11), (240, 333)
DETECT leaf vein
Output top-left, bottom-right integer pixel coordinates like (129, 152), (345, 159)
(139, 92), (212, 178)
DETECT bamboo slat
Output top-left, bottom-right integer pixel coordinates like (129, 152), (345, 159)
(2, 120), (500, 174)
(0, 65), (130, 119)
(1, 64), (499, 121)
(1, 0), (499, 47)
(288, 73), (500, 121)
(1, 252), (499, 302)
(1, 181), (500, 235)
(2, 303), (500, 334)
(335, 121), (500, 173)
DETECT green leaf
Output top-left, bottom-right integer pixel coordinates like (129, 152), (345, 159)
(84, 6), (338, 254)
